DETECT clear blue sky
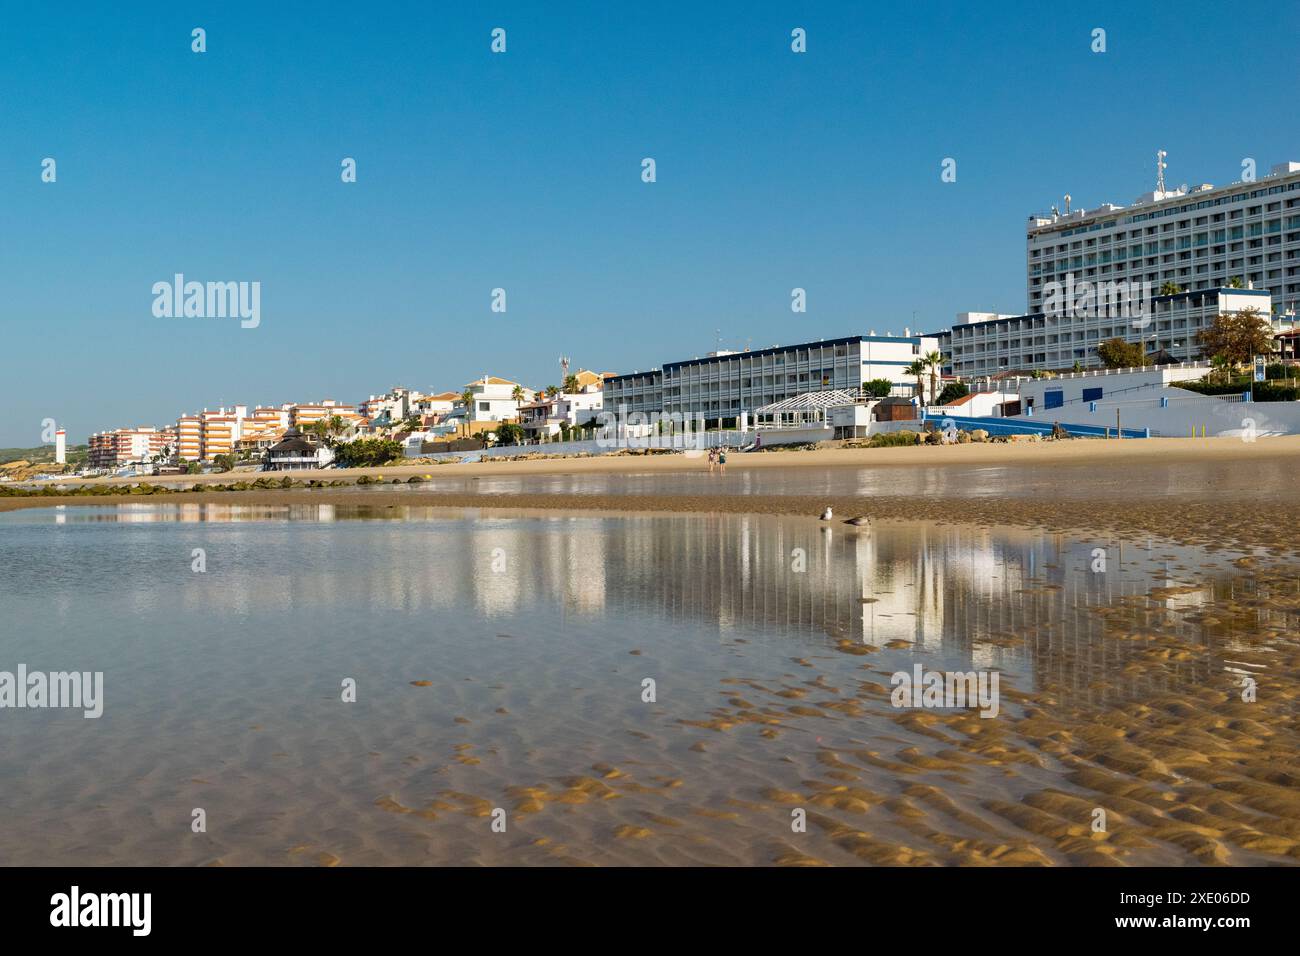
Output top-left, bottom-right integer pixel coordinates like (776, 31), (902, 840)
(3, 0), (1298, 446)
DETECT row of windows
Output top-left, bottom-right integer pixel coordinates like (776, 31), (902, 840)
(952, 340), (1202, 372)
(1036, 203), (1300, 251)
(1039, 179), (1300, 240)
(1040, 232), (1300, 273)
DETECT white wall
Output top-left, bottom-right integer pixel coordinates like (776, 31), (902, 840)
(859, 336), (938, 393)
(930, 391), (1018, 417)
(1011, 365), (1208, 410)
(1023, 385), (1300, 437)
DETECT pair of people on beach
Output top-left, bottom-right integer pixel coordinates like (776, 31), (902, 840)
(707, 446), (727, 474)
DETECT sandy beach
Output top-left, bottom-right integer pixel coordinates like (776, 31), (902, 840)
(7, 436), (1300, 556)
(33, 433), (1300, 486)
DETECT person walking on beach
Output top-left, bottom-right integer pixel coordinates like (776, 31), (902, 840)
(718, 446), (727, 476)
(707, 446), (717, 473)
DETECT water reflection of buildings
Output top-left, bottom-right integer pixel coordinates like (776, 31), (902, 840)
(50, 503), (1267, 706)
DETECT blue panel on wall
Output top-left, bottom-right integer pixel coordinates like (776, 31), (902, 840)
(1044, 389), (1064, 409)
(1082, 386), (1103, 402)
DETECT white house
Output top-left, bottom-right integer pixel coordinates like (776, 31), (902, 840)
(413, 391), (460, 417)
(518, 389), (605, 440)
(928, 390), (1021, 418)
(451, 376), (535, 433)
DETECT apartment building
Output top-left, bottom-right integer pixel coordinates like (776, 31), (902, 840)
(88, 426), (173, 469)
(1027, 160), (1300, 316)
(941, 289), (1274, 378)
(236, 406), (291, 453)
(175, 401), (358, 461)
(199, 407), (245, 460)
(289, 400), (361, 429)
(603, 334), (937, 428)
(600, 370), (663, 419)
(930, 159), (1300, 378)
(175, 408), (243, 462)
(176, 414), (203, 461)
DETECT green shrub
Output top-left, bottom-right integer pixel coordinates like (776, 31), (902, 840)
(334, 438), (403, 467)
(869, 430), (921, 447)
(936, 382), (969, 405)
(1179, 378), (1298, 401)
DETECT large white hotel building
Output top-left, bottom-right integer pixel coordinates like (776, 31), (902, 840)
(603, 333), (938, 429)
(938, 160), (1300, 377)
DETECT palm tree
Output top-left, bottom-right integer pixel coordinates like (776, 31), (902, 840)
(924, 351), (943, 406)
(460, 389), (475, 437)
(563, 374), (579, 394)
(511, 384), (524, 403)
(1226, 276), (1244, 289)
(322, 414), (347, 447)
(545, 385), (560, 399)
(1160, 281), (1183, 296)
(906, 359), (927, 405)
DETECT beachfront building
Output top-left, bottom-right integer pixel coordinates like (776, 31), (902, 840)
(752, 389), (887, 440)
(88, 426), (174, 469)
(289, 400), (362, 430)
(932, 159), (1300, 378)
(262, 428), (333, 471)
(199, 406), (246, 460)
(928, 390), (1020, 418)
(235, 405), (290, 452)
(1005, 364), (1210, 418)
(448, 376), (535, 435)
(603, 334), (938, 429)
(174, 401), (358, 462)
(176, 413), (203, 461)
(937, 289), (1275, 378)
(1026, 160), (1300, 318)
(175, 407), (248, 462)
(359, 386), (449, 425)
(517, 370), (607, 441)
(600, 369), (663, 420)
(517, 391), (604, 441)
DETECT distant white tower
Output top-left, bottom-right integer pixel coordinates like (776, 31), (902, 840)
(559, 355), (570, 388)
(1156, 149), (1168, 195)
(55, 429), (66, 464)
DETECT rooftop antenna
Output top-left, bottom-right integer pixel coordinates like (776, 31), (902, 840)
(559, 355), (570, 383)
(1064, 193), (1071, 214)
(715, 328), (721, 351)
(1156, 149), (1168, 195)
